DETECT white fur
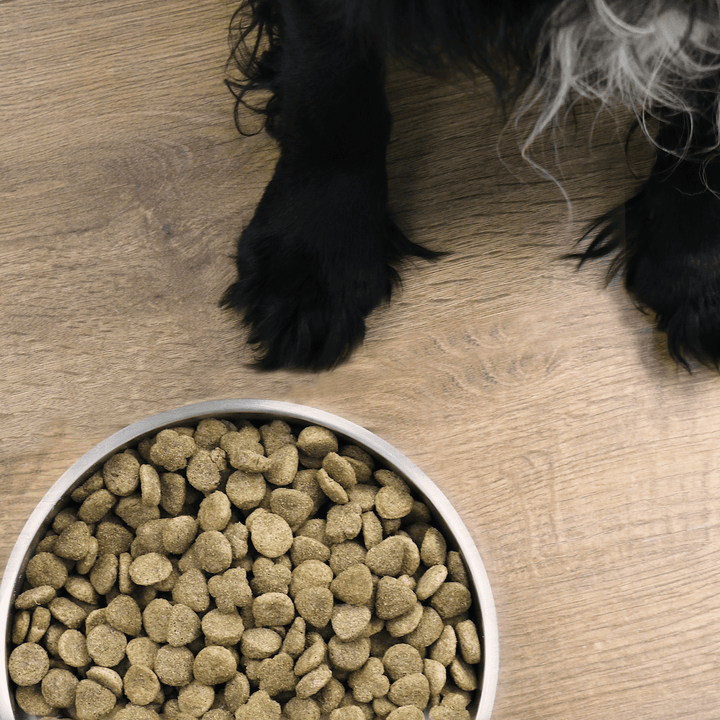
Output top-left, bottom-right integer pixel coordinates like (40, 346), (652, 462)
(521, 0), (720, 156)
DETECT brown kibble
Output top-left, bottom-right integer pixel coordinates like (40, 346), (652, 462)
(86, 666), (124, 697)
(364, 536), (406, 577)
(235, 689), (282, 720)
(383, 644), (424, 681)
(129, 552), (173, 586)
(415, 564), (448, 601)
(124, 664), (161, 706)
(330, 707), (365, 720)
(54, 521), (92, 561)
(295, 663), (333, 699)
(49, 597), (87, 629)
(142, 598), (173, 643)
(375, 486), (414, 520)
(327, 636), (371, 672)
(178, 680), (215, 716)
(154, 644), (194, 686)
(322, 453), (357, 490)
(194, 530), (233, 573)
(270, 488), (314, 530)
(198, 491), (232, 531)
(186, 448), (221, 492)
(79, 488), (117, 523)
(253, 591), (296, 626)
(103, 451), (140, 496)
(57, 629), (91, 668)
(317, 468), (349, 504)
(86, 624), (128, 667)
(166, 603), (202, 646)
(75, 678), (117, 720)
(375, 576), (418, 619)
(294, 587), (334, 628)
(423, 658), (447, 696)
(26, 551), (68, 589)
(171, 568), (210, 612)
(388, 707), (425, 720)
(95, 520), (134, 555)
(126, 636), (160, 668)
(193, 645), (237, 684)
(226, 470), (267, 510)
(224, 672), (251, 711)
(266, 444), (299, 486)
(42, 667), (79, 708)
(449, 656), (477, 692)
(8, 642), (49, 686)
(429, 625), (457, 666)
(330, 564), (373, 606)
(404, 607), (444, 649)
(385, 601), (424, 638)
(331, 604), (372, 641)
(347, 656), (390, 702)
(15, 684), (56, 717)
(420, 528), (447, 566)
(149, 429), (196, 472)
(455, 619), (481, 664)
(241, 627), (283, 659)
(159, 472), (186, 515)
(106, 594), (143, 636)
(258, 652), (298, 696)
(202, 608), (245, 646)
(139, 464), (162, 506)
(14, 585), (56, 610)
(429, 583), (472, 619)
(249, 511), (294, 558)
(11, 610), (30, 644)
(388, 673), (431, 710)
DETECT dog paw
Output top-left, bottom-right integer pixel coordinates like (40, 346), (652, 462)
(579, 160), (720, 368)
(222, 166), (437, 370)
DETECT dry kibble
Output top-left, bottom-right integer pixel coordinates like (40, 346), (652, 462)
(330, 564), (373, 606)
(178, 680), (215, 715)
(8, 642), (49, 686)
(388, 673), (431, 710)
(198, 491), (232, 531)
(54, 521), (92, 561)
(327, 636), (371, 672)
(416, 564), (449, 601)
(383, 644), (424, 681)
(194, 645), (237, 684)
(241, 627), (283, 659)
(266, 444), (300, 486)
(75, 678), (118, 720)
(150, 429), (196, 472)
(79, 488), (117, 523)
(26, 551), (68, 590)
(14, 585), (56, 610)
(129, 552), (173, 585)
(57, 629), (91, 668)
(124, 664), (161, 706)
(348, 657), (390, 702)
(429, 583), (472, 619)
(142, 598), (173, 643)
(455, 620), (481, 664)
(331, 604), (372, 641)
(172, 568), (210, 612)
(194, 530), (233, 573)
(126, 636), (160, 667)
(42, 666), (79, 708)
(86, 624), (128, 667)
(154, 644), (194, 686)
(49, 597), (87, 629)
(294, 586), (335, 628)
(298, 426), (338, 458)
(317, 468), (349, 504)
(295, 664), (333, 699)
(10, 416), (481, 720)
(166, 603), (202, 646)
(104, 451), (141, 496)
(106, 594), (143, 636)
(11, 610), (30, 645)
(375, 486), (414, 520)
(430, 625), (457, 666)
(250, 512), (294, 558)
(375, 576), (418, 620)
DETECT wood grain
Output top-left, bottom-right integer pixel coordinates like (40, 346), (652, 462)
(2, 1), (720, 718)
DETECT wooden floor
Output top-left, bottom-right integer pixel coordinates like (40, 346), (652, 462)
(3, 1), (720, 718)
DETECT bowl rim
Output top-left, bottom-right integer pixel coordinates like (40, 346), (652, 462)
(0, 399), (498, 720)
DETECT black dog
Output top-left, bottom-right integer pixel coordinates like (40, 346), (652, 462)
(221, 0), (720, 370)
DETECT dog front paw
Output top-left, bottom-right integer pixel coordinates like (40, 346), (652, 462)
(222, 166), (437, 370)
(580, 161), (720, 368)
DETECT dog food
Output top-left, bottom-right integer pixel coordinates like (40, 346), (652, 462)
(9, 418), (481, 720)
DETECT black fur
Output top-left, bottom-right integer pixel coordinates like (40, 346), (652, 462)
(222, 0), (720, 370)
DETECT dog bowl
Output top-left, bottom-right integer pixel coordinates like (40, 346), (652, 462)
(0, 399), (498, 719)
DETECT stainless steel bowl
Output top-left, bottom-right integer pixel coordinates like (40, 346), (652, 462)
(0, 399), (498, 719)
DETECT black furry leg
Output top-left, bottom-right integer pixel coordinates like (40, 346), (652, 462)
(579, 96), (720, 369)
(223, 0), (436, 370)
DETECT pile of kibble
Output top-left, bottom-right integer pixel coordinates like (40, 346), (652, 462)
(8, 418), (481, 720)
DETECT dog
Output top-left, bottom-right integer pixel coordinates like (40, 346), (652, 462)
(221, 0), (720, 370)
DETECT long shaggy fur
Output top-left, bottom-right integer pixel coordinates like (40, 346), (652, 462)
(222, 0), (720, 370)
